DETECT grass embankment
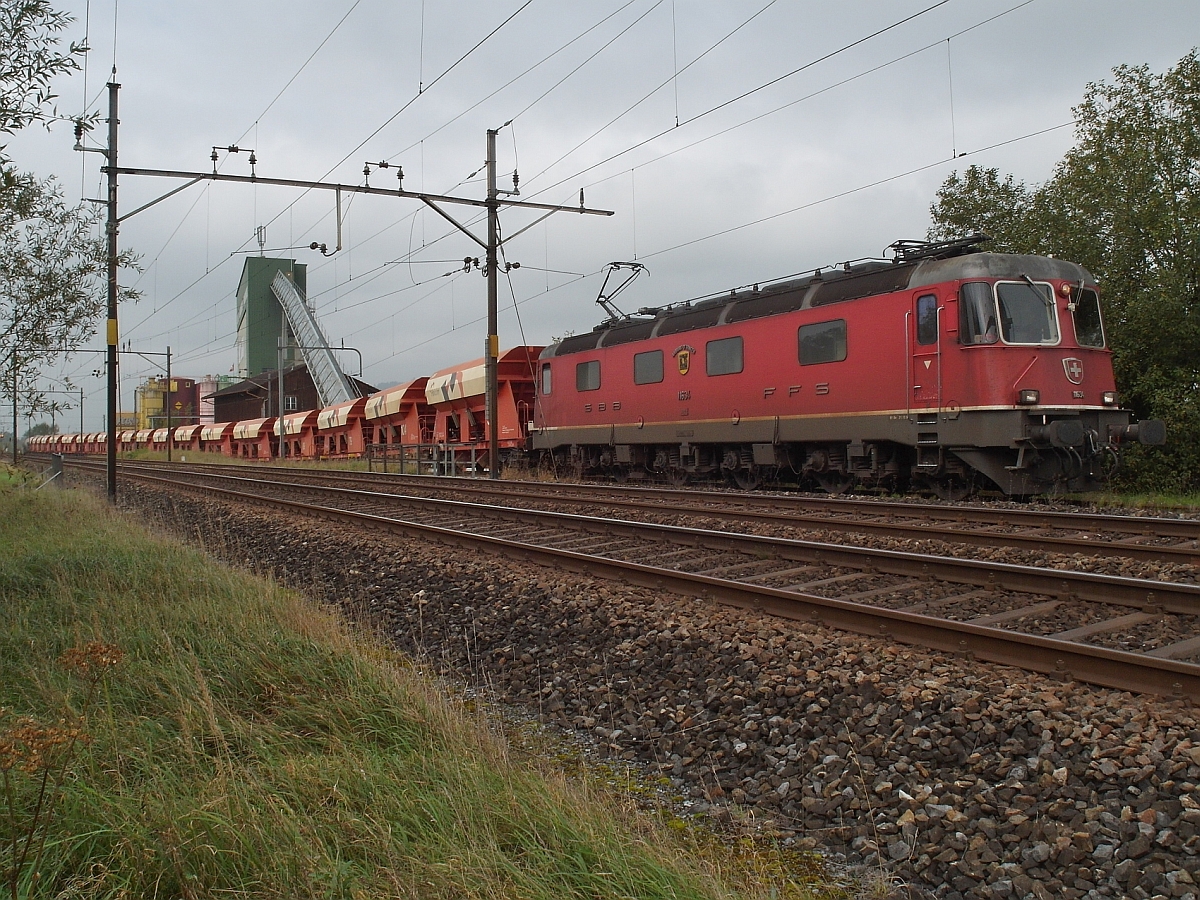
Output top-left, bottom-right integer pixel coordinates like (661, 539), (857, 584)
(0, 487), (799, 899)
(1082, 491), (1200, 512)
(0, 464), (38, 488)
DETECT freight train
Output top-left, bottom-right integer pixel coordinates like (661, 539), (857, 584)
(31, 237), (1164, 498)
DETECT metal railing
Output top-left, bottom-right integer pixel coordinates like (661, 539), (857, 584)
(270, 271), (356, 408)
(365, 443), (488, 476)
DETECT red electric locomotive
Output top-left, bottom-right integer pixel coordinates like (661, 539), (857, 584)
(531, 237), (1165, 497)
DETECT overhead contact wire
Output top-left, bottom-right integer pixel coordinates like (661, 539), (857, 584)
(525, 0), (1037, 203)
(128, 1), (533, 341)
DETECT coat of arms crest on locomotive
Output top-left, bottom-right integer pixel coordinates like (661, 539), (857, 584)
(674, 345), (695, 375)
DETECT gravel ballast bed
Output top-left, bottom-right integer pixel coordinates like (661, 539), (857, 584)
(117, 480), (1200, 900)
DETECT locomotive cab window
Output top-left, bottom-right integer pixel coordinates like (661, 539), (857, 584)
(959, 282), (998, 344)
(576, 359), (601, 391)
(798, 319), (847, 365)
(633, 349), (664, 384)
(706, 336), (743, 376)
(916, 295), (938, 345)
(1072, 288), (1106, 348)
(996, 281), (1060, 345)
(540, 362), (552, 395)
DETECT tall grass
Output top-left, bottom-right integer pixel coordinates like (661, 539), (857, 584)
(0, 487), (804, 899)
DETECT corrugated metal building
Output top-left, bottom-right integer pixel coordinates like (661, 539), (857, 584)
(236, 257), (306, 377)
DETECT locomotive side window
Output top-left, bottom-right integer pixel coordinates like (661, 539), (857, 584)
(541, 363), (552, 395)
(959, 282), (998, 345)
(706, 336), (743, 376)
(798, 319), (847, 365)
(916, 295), (938, 345)
(1072, 288), (1106, 348)
(633, 349), (664, 384)
(996, 281), (1060, 344)
(576, 359), (601, 391)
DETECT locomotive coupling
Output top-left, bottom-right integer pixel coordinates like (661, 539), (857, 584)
(1109, 420), (1167, 445)
(1028, 419), (1086, 448)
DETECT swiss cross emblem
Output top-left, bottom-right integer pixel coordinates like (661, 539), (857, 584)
(1062, 358), (1084, 384)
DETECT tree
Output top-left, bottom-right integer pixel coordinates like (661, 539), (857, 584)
(0, 0), (83, 137)
(0, 1), (138, 422)
(1, 165), (139, 426)
(24, 420), (57, 437)
(929, 50), (1200, 493)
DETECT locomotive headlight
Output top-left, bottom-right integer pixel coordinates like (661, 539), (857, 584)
(1058, 282), (1073, 297)
(1102, 391), (1118, 405)
(1018, 389), (1040, 405)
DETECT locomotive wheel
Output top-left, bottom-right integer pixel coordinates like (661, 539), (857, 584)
(928, 474), (974, 502)
(731, 467), (761, 490)
(815, 472), (854, 494)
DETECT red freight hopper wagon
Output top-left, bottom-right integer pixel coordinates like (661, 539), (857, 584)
(173, 424), (202, 453)
(199, 422), (233, 455)
(279, 410), (319, 459)
(364, 378), (432, 447)
(532, 239), (1163, 497)
(151, 428), (170, 452)
(425, 346), (543, 470)
(316, 397), (368, 458)
(230, 418), (276, 459)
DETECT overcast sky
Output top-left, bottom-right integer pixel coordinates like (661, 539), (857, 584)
(9, 0), (1197, 428)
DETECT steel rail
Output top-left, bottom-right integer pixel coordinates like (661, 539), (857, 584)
(409, 475), (1200, 539)
(250, 467), (1200, 563)
(116, 464), (1200, 615)
(175, 460), (1200, 539)
(71, 458), (1200, 563)
(50, 456), (1199, 538)
(108, 463), (1200, 700)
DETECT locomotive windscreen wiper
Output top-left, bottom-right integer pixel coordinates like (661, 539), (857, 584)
(1021, 274), (1055, 306)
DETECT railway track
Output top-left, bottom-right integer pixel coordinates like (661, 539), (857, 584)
(66, 457), (1200, 699)
(73, 457), (1200, 566)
